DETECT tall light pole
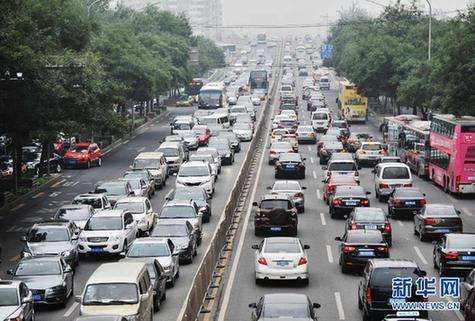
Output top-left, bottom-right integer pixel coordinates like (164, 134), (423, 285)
(425, 0), (432, 61)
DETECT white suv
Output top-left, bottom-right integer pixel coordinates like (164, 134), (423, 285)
(176, 161), (215, 198)
(114, 197), (156, 237)
(311, 109), (331, 132)
(78, 209), (137, 255)
(373, 163), (413, 201)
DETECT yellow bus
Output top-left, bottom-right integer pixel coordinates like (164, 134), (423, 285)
(338, 80), (368, 123)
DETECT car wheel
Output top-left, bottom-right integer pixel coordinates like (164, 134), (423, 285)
(358, 295), (363, 310)
(161, 290), (166, 301)
(363, 310), (373, 321)
(56, 164), (62, 173)
(433, 254), (438, 269)
(439, 263), (448, 276)
(167, 276), (175, 288)
(301, 278), (309, 286)
(254, 228), (262, 237)
(154, 292), (160, 311)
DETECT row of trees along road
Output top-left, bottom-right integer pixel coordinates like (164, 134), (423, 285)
(325, 0), (475, 118)
(0, 0), (225, 194)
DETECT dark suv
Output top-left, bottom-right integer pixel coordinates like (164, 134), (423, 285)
(358, 259), (428, 321)
(253, 194), (298, 236)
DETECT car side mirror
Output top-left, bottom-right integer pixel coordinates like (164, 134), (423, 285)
(251, 244), (259, 250)
(266, 186), (272, 190)
(432, 240), (438, 245)
(304, 244), (310, 250)
(64, 265), (73, 273)
(141, 293), (150, 301)
(22, 297), (33, 304)
(321, 166), (327, 170)
(358, 166), (362, 170)
(129, 191), (135, 196)
(20, 236), (27, 242)
(302, 186), (307, 190)
(7, 269), (14, 275)
(249, 303), (257, 309)
(252, 202), (258, 206)
(423, 193), (426, 197)
(335, 236), (342, 241)
(366, 191), (371, 195)
(313, 303), (321, 309)
(75, 295), (82, 303)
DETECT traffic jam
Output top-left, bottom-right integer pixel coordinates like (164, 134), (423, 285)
(1, 40), (475, 321)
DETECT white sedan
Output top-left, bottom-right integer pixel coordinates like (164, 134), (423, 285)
(252, 237), (310, 285)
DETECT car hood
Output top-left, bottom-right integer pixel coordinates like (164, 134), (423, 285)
(81, 304), (140, 317)
(165, 156), (180, 162)
(0, 306), (18, 319)
(168, 237), (190, 249)
(81, 230), (124, 238)
(155, 256), (172, 268)
(27, 241), (74, 255)
(158, 217), (199, 228)
(133, 188), (145, 196)
(177, 176), (209, 184)
(13, 275), (63, 290)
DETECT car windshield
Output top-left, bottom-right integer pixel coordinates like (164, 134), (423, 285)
(271, 142), (291, 150)
(382, 167), (410, 179)
(264, 242), (301, 253)
(85, 217), (123, 231)
(127, 242), (170, 258)
(158, 148), (178, 157)
(97, 183), (125, 196)
(133, 159), (160, 169)
(115, 202), (145, 214)
(83, 283), (138, 305)
(179, 165), (209, 177)
(273, 181), (300, 191)
(298, 126), (313, 132)
(174, 123), (191, 130)
(355, 210), (385, 222)
(175, 189), (205, 201)
(263, 303), (310, 318)
(394, 188), (424, 198)
(329, 162), (356, 171)
(161, 206), (196, 218)
(260, 200), (290, 209)
(426, 206), (457, 216)
(363, 144), (383, 150)
(73, 197), (103, 209)
(15, 260), (61, 276)
(190, 155), (213, 163)
(447, 236), (475, 249)
(0, 288), (18, 306)
(312, 113), (328, 120)
(27, 227), (69, 242)
(56, 207), (90, 221)
(234, 123), (251, 130)
(346, 232), (383, 243)
(152, 225), (188, 237)
(370, 267), (416, 287)
(193, 127), (207, 135)
(279, 153), (301, 162)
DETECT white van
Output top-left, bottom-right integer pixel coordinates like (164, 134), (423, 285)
(311, 109), (331, 132)
(373, 163), (413, 201)
(78, 262), (154, 321)
(157, 142), (186, 174)
(319, 76), (330, 90)
(198, 113), (230, 129)
(132, 152), (168, 188)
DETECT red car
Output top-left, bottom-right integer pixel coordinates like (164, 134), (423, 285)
(63, 142), (102, 169)
(193, 125), (211, 146)
(322, 173), (359, 204)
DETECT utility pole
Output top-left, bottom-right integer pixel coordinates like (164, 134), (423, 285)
(425, 0), (432, 61)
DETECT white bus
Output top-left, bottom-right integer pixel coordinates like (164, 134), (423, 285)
(198, 82), (228, 109)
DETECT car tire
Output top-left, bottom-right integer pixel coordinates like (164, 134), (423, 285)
(439, 263), (448, 276)
(358, 296), (363, 310)
(319, 158), (324, 165)
(197, 236), (202, 246)
(167, 276), (175, 288)
(387, 238), (392, 247)
(363, 310), (373, 321)
(154, 293), (161, 312)
(301, 278), (309, 286)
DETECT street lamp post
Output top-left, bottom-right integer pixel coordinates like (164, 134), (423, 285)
(425, 0), (432, 61)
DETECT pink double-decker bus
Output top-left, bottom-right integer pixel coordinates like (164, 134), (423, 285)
(428, 114), (475, 194)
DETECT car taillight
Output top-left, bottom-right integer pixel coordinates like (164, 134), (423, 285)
(332, 198), (342, 206)
(419, 199), (426, 206)
(377, 246), (388, 253)
(270, 150), (276, 154)
(298, 257), (308, 266)
(383, 223), (392, 233)
(444, 250), (459, 260)
(379, 183), (389, 188)
(298, 162), (305, 168)
(350, 222), (357, 230)
(294, 192), (304, 198)
(394, 200), (403, 207)
(424, 218), (438, 225)
(257, 257), (268, 265)
(366, 288), (372, 305)
(360, 199), (369, 206)
(403, 183), (412, 187)
(343, 246), (356, 253)
(328, 185), (335, 192)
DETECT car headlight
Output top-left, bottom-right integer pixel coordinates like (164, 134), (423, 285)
(46, 285), (64, 294)
(61, 250), (72, 257)
(199, 206), (207, 213)
(110, 235), (121, 241)
(163, 265), (172, 272)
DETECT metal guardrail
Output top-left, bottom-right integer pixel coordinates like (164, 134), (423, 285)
(177, 44), (283, 321)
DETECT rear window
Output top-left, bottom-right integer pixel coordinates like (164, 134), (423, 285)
(260, 200), (291, 209)
(363, 144), (383, 151)
(347, 232), (383, 243)
(370, 267), (416, 288)
(425, 206), (457, 217)
(355, 210), (385, 222)
(328, 162), (356, 171)
(264, 242), (301, 253)
(382, 167), (410, 179)
(394, 188), (424, 198)
(312, 113), (328, 120)
(447, 236), (475, 249)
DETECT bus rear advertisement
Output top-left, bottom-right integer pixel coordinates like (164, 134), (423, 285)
(338, 80), (368, 123)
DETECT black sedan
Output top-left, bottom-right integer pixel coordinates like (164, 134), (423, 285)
(8, 256), (74, 307)
(414, 204), (463, 241)
(388, 187), (426, 219)
(275, 153), (306, 179)
(329, 185), (370, 219)
(346, 207), (392, 246)
(249, 293), (320, 321)
(335, 230), (389, 273)
(433, 233), (475, 276)
(151, 221), (198, 264)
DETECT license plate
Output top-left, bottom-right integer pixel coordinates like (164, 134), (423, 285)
(32, 294), (42, 302)
(405, 201), (416, 205)
(276, 261), (289, 266)
(346, 201), (358, 206)
(91, 247), (104, 253)
(67, 160), (76, 164)
(270, 227), (282, 232)
(435, 228), (450, 233)
(462, 256), (475, 261)
(286, 165), (295, 169)
(358, 251), (375, 257)
(365, 225), (377, 230)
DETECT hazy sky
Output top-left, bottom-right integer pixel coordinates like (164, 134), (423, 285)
(222, 0), (472, 25)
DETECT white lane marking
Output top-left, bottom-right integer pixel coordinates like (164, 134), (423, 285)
(137, 146), (146, 152)
(63, 302), (79, 317)
(445, 297), (464, 321)
(414, 246), (428, 265)
(312, 170), (317, 179)
(71, 181), (79, 187)
(216, 106), (270, 321)
(310, 157), (314, 164)
(307, 145), (311, 151)
(320, 213), (326, 226)
(326, 245), (334, 263)
(334, 292), (346, 320)
(49, 191), (62, 197)
(462, 207), (473, 216)
(123, 139), (130, 144)
(397, 220), (404, 227)
(51, 179), (66, 188)
(317, 190), (322, 199)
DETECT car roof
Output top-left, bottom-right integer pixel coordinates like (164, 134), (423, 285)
(94, 209), (126, 217)
(261, 194), (292, 201)
(20, 255), (61, 263)
(75, 193), (106, 199)
(58, 204), (91, 210)
(135, 152), (164, 158)
(329, 174), (358, 183)
(76, 316), (126, 321)
(182, 161), (209, 167)
(265, 237), (299, 244)
(32, 221), (70, 228)
(115, 197), (148, 203)
(263, 293), (309, 304)
(87, 262), (146, 284)
(370, 259), (418, 268)
(164, 200), (194, 207)
(0, 280), (22, 288)
(159, 142), (181, 148)
(377, 163), (410, 169)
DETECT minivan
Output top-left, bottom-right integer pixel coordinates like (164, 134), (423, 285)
(198, 113), (230, 130)
(373, 163), (413, 201)
(319, 76), (330, 90)
(132, 152), (168, 188)
(157, 142), (186, 174)
(311, 109), (331, 132)
(78, 262), (154, 321)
